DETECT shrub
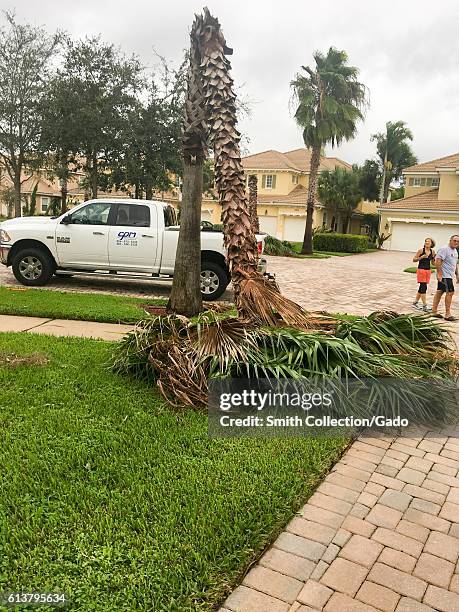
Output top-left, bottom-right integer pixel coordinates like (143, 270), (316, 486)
(263, 235), (296, 256)
(313, 232), (368, 253)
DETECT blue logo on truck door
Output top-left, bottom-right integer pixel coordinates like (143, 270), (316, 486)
(116, 231), (138, 246)
(118, 231), (136, 240)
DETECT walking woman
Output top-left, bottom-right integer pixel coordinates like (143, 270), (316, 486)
(412, 238), (436, 311)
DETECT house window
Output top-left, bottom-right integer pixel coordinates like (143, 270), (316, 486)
(413, 178), (421, 187)
(262, 174), (276, 189)
(431, 177), (439, 187)
(41, 197), (50, 213)
(292, 174), (299, 184)
(408, 178), (414, 186)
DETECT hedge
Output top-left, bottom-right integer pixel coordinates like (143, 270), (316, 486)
(313, 232), (368, 253)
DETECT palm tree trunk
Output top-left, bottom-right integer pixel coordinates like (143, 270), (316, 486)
(168, 14), (206, 316)
(383, 175), (390, 204)
(198, 10), (259, 303)
(301, 145), (320, 254)
(248, 174), (259, 233)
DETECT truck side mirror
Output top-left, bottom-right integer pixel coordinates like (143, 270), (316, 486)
(61, 215), (72, 224)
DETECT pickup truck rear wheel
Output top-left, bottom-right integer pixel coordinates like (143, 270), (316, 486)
(12, 248), (54, 286)
(200, 261), (228, 300)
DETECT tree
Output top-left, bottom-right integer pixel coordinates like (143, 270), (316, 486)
(110, 71), (184, 200)
(0, 12), (60, 217)
(371, 121), (417, 203)
(63, 37), (142, 198)
(0, 184), (15, 218)
(22, 183), (38, 216)
(167, 17), (207, 317)
(248, 175), (259, 232)
(357, 159), (380, 202)
(318, 167), (362, 233)
(390, 185), (405, 201)
(40, 73), (84, 214)
(291, 47), (367, 254)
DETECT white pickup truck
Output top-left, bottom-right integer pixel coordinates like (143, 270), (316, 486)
(0, 198), (267, 300)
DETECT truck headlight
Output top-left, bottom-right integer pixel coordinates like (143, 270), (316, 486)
(0, 229), (11, 242)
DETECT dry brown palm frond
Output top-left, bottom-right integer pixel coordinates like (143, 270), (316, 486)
(190, 316), (255, 373)
(202, 301), (233, 313)
(238, 273), (311, 328)
(149, 340), (208, 408)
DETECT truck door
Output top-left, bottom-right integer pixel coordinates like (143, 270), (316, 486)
(108, 203), (158, 272)
(56, 201), (112, 268)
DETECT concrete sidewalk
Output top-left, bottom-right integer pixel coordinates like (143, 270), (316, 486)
(0, 315), (133, 341)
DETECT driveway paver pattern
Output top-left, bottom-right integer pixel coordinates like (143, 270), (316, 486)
(222, 430), (459, 611)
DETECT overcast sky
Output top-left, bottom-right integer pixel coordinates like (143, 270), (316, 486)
(3, 0), (459, 165)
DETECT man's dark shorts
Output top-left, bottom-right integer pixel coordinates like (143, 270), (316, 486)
(437, 278), (455, 293)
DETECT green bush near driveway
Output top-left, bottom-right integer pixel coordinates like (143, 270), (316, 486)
(313, 232), (368, 253)
(0, 332), (347, 611)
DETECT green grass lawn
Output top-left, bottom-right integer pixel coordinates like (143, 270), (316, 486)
(0, 287), (166, 323)
(0, 333), (347, 611)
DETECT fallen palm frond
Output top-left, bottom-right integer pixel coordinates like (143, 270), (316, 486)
(112, 307), (458, 418)
(336, 311), (453, 359)
(237, 272), (310, 327)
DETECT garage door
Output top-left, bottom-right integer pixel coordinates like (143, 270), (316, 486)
(259, 216), (278, 237)
(283, 216), (306, 242)
(389, 222), (459, 252)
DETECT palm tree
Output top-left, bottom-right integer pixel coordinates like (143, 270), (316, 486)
(318, 167), (363, 233)
(168, 14), (207, 316)
(371, 121), (417, 203)
(291, 48), (367, 254)
(248, 174), (259, 232)
(196, 8), (308, 325)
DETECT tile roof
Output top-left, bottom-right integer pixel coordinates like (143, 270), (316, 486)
(379, 188), (459, 211)
(242, 148), (352, 173)
(257, 184), (322, 206)
(404, 152), (459, 173)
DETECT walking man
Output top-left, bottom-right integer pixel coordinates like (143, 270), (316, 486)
(432, 235), (459, 321)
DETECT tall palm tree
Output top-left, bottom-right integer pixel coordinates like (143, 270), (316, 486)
(196, 8), (308, 326)
(371, 121), (417, 203)
(248, 174), (259, 232)
(168, 14), (207, 316)
(197, 9), (258, 301)
(291, 48), (367, 254)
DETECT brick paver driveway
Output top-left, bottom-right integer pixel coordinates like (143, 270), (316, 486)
(268, 250), (441, 317)
(222, 430), (459, 612)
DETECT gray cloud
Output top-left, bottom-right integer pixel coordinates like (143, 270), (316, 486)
(3, 0), (459, 164)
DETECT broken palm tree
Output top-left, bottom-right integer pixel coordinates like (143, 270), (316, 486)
(113, 8), (457, 410)
(248, 174), (259, 233)
(197, 8), (310, 326)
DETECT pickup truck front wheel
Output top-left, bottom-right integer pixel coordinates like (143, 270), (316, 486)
(200, 262), (228, 300)
(12, 248), (54, 286)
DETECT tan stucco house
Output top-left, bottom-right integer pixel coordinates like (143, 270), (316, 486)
(379, 152), (459, 252)
(238, 149), (375, 241)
